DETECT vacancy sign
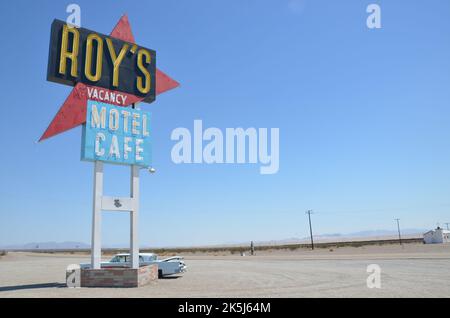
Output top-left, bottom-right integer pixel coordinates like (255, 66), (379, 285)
(81, 100), (151, 167)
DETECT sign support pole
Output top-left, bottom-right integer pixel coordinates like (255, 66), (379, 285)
(130, 165), (140, 269)
(91, 161), (103, 269)
(90, 162), (141, 270)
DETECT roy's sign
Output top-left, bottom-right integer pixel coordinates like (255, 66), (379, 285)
(82, 100), (152, 167)
(47, 19), (156, 103)
(40, 16), (178, 142)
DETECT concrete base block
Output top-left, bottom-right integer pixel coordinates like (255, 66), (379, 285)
(80, 265), (158, 288)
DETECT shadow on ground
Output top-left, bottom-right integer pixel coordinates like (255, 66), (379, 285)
(159, 276), (181, 280)
(0, 282), (66, 292)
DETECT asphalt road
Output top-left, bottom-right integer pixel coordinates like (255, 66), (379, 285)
(0, 247), (449, 297)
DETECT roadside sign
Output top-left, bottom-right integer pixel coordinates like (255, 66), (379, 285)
(81, 100), (152, 167)
(42, 16), (179, 271)
(47, 19), (156, 104)
(40, 16), (179, 142)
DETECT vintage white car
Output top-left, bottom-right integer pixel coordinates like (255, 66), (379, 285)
(80, 253), (187, 277)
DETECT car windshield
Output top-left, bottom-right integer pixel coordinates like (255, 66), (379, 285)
(110, 255), (129, 263)
(141, 255), (157, 261)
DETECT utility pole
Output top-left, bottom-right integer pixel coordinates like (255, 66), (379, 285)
(445, 223), (449, 231)
(395, 218), (402, 246)
(306, 210), (314, 250)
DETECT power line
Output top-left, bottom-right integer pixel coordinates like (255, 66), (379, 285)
(306, 210), (314, 250)
(395, 218), (402, 246)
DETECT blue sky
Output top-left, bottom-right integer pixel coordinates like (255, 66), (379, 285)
(0, 0), (450, 247)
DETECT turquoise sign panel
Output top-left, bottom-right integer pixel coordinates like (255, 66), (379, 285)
(81, 100), (151, 167)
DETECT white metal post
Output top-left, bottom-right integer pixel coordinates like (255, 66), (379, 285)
(130, 165), (140, 269)
(91, 161), (103, 269)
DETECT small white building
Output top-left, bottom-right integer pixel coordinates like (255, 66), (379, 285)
(423, 227), (450, 244)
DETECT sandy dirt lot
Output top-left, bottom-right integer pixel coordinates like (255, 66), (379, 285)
(0, 243), (449, 297)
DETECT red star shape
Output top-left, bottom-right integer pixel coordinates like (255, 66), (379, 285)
(39, 15), (179, 142)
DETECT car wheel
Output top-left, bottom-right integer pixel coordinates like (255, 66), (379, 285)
(158, 269), (163, 278)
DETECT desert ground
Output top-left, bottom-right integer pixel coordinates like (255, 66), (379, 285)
(0, 243), (449, 297)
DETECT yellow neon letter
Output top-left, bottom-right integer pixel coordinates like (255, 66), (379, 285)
(85, 33), (103, 82)
(59, 24), (80, 77)
(136, 49), (151, 94)
(105, 38), (129, 87)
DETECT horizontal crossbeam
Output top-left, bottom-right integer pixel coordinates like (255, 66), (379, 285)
(101, 196), (136, 212)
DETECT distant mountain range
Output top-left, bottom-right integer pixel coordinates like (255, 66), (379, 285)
(257, 228), (427, 246)
(0, 229), (428, 250)
(310, 228), (427, 240)
(206, 228), (427, 248)
(0, 241), (90, 250)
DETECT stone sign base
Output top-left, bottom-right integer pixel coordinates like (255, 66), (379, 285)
(80, 265), (158, 287)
